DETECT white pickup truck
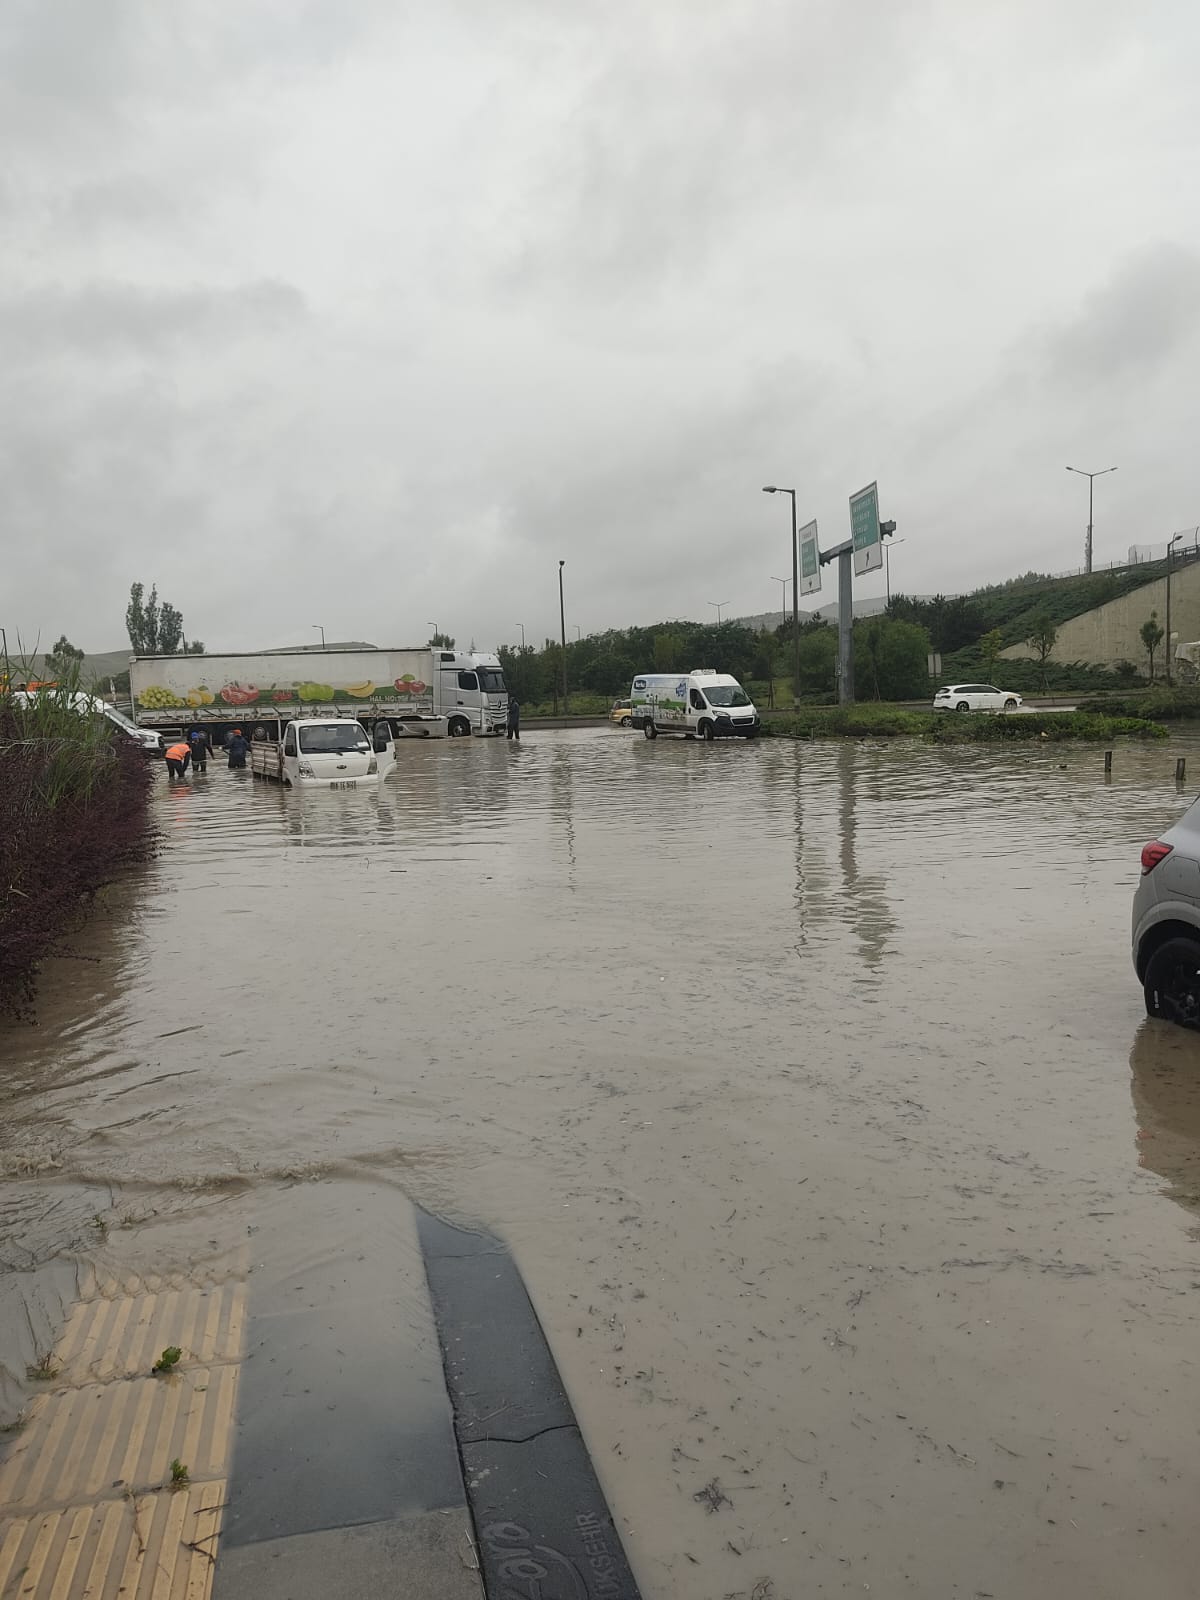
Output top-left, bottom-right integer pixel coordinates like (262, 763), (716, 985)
(250, 718), (396, 789)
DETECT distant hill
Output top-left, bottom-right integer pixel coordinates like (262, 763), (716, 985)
(734, 596), (941, 632)
(4, 648), (134, 689)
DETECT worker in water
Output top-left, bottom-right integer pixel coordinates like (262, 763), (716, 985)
(226, 728), (249, 769)
(164, 740), (191, 780)
(506, 696), (521, 741)
(188, 725), (213, 774)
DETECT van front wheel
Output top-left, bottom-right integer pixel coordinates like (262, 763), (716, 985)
(698, 720), (714, 741)
(643, 720), (657, 740)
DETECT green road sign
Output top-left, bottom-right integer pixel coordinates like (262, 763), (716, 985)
(799, 521), (821, 595)
(850, 481), (883, 577)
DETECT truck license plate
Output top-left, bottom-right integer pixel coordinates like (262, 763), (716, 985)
(329, 779), (358, 790)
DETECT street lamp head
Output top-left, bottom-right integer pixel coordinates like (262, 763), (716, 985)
(762, 486), (777, 494)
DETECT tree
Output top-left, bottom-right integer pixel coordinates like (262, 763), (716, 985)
(1141, 613), (1165, 682)
(158, 602), (184, 656)
(1025, 611), (1057, 690)
(855, 618), (931, 700)
(979, 627), (1004, 682)
(185, 640), (206, 654)
(429, 632), (455, 648)
(126, 582), (192, 655)
(45, 635), (84, 679)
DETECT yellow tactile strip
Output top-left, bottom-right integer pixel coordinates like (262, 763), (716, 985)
(0, 1481), (225, 1600)
(0, 1272), (245, 1600)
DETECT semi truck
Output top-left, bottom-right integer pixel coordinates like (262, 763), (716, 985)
(631, 670), (760, 739)
(129, 647), (508, 741)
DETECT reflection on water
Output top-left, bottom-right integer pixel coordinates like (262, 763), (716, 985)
(1130, 1019), (1200, 1217)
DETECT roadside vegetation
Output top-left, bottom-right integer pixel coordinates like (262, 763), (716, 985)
(1074, 686), (1200, 721)
(0, 661), (155, 1019)
(760, 707), (1167, 742)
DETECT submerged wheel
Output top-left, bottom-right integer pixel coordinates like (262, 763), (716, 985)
(643, 720), (657, 739)
(1144, 937), (1200, 1028)
(448, 717), (472, 737)
(698, 720), (715, 741)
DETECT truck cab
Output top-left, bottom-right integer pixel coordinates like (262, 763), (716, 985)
(439, 651), (508, 737)
(632, 671), (760, 740)
(261, 718), (395, 788)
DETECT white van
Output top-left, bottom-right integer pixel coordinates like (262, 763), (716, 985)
(631, 671), (760, 740)
(14, 689), (163, 754)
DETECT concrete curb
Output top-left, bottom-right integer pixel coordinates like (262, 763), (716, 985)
(419, 1213), (643, 1600)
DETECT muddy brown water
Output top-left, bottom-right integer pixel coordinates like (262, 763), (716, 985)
(3, 729), (1200, 1598)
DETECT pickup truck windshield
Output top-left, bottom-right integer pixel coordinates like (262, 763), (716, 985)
(299, 725), (370, 754)
(477, 669), (506, 694)
(702, 685), (751, 708)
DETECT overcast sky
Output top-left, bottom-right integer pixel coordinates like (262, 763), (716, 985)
(4, 0), (1199, 656)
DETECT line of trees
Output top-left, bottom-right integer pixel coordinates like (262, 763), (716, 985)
(496, 614), (933, 707)
(126, 582), (204, 655)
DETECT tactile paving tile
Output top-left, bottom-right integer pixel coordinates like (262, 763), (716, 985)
(0, 1273), (244, 1600)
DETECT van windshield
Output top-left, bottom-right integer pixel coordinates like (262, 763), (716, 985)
(702, 684), (751, 708)
(299, 724), (370, 754)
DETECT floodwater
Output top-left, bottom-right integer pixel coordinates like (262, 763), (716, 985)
(3, 728), (1200, 1598)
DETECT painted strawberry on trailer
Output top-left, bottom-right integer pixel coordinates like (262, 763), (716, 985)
(394, 676), (427, 695)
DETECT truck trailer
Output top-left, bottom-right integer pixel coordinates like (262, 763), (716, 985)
(130, 647), (508, 741)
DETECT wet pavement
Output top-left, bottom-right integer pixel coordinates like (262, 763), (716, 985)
(3, 728), (1200, 1598)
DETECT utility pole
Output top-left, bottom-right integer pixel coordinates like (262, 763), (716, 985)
(762, 487), (802, 702)
(1066, 465), (1117, 575)
(770, 575), (791, 619)
(1166, 533), (1183, 686)
(516, 623), (525, 648)
(558, 560), (568, 714)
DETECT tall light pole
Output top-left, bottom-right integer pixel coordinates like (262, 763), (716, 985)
(573, 624), (581, 642)
(1066, 465), (1117, 574)
(884, 538), (906, 604)
(770, 574), (792, 618)
(558, 561), (568, 714)
(427, 621), (439, 644)
(763, 486), (801, 701)
(312, 624), (325, 647)
(516, 623), (525, 649)
(708, 600), (731, 624)
(1166, 533), (1183, 686)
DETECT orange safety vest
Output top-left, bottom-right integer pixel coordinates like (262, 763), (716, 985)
(165, 743), (190, 761)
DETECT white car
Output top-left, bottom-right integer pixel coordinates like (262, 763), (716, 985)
(932, 683), (1023, 713)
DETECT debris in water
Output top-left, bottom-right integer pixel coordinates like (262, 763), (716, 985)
(693, 1477), (731, 1513)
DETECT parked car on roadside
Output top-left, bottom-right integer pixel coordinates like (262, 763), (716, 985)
(932, 683), (1023, 713)
(610, 699), (634, 727)
(1133, 797), (1200, 1028)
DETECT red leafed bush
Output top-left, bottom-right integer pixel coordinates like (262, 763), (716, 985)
(0, 710), (156, 1019)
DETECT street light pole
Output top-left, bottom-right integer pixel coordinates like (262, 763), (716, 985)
(762, 487), (802, 702)
(313, 624), (325, 647)
(884, 538), (906, 604)
(708, 600), (731, 624)
(770, 575), (792, 619)
(427, 621), (439, 645)
(1066, 465), (1118, 574)
(1166, 533), (1183, 686)
(516, 623), (525, 648)
(558, 561), (568, 714)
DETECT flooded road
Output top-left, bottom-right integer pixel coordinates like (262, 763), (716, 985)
(3, 729), (1199, 1598)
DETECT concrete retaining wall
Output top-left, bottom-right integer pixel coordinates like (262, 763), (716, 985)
(1001, 560), (1200, 668)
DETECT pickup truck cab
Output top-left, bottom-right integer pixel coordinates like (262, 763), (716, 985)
(251, 717), (395, 788)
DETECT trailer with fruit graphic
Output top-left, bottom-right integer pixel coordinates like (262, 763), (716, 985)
(130, 647), (509, 739)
